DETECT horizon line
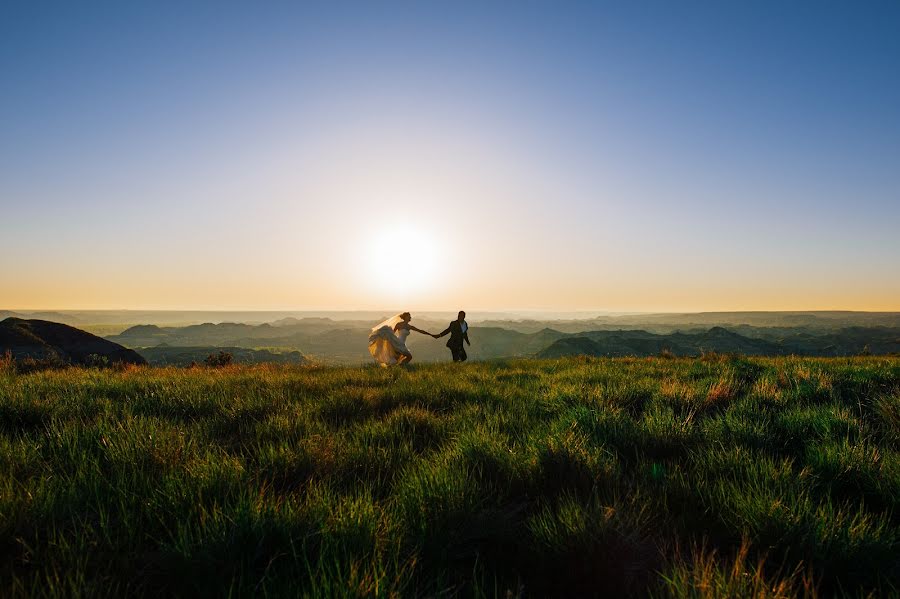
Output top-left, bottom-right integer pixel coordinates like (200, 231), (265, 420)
(4, 308), (899, 315)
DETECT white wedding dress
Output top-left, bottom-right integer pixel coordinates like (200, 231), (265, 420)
(368, 315), (411, 366)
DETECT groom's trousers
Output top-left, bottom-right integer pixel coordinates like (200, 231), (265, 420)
(450, 346), (467, 362)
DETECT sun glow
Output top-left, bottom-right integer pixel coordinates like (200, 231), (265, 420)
(361, 220), (444, 300)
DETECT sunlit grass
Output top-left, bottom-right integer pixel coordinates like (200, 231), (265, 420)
(0, 356), (898, 596)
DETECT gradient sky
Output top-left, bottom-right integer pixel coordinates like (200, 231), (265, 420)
(2, 2), (899, 312)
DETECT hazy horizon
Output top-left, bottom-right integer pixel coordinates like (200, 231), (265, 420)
(5, 307), (898, 320)
(3, 3), (899, 311)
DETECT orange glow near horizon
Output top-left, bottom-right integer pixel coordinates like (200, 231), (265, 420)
(4, 267), (899, 313)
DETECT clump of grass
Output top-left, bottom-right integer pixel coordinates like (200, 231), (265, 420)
(705, 370), (741, 408)
(0, 351), (15, 377)
(749, 372), (784, 403)
(874, 391), (900, 444)
(526, 492), (658, 596)
(658, 539), (819, 599)
(804, 438), (900, 513)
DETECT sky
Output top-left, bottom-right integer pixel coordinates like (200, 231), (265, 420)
(2, 1), (899, 312)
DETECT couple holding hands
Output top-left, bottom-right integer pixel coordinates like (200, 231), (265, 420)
(368, 311), (470, 365)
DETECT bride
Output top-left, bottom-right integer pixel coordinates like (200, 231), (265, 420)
(368, 312), (435, 365)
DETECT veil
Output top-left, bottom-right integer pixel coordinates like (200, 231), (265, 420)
(371, 314), (405, 334)
(368, 314), (409, 365)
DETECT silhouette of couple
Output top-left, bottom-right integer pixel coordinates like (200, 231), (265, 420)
(367, 311), (470, 366)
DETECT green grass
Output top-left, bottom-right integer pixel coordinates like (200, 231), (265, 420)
(1, 356), (899, 597)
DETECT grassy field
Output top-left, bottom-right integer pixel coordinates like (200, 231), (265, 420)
(1, 356), (899, 597)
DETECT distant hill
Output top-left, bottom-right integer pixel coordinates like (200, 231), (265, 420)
(109, 322), (297, 347)
(106, 317), (900, 363)
(479, 311), (900, 334)
(537, 326), (899, 358)
(137, 346), (307, 367)
(270, 317), (336, 327)
(537, 327), (784, 358)
(0, 318), (146, 366)
(0, 311), (83, 324)
(6, 309), (899, 330)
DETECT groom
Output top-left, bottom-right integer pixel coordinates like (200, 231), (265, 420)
(435, 311), (470, 362)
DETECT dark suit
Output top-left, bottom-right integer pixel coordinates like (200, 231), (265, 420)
(437, 320), (470, 362)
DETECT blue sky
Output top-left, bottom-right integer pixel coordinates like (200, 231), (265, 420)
(2, 2), (898, 310)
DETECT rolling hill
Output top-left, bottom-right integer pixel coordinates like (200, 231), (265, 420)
(107, 319), (900, 363)
(137, 345), (306, 366)
(0, 318), (146, 366)
(537, 327), (784, 358)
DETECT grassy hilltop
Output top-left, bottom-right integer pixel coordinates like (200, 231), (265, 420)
(1, 357), (899, 597)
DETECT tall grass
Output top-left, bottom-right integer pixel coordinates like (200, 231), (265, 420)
(0, 357), (898, 596)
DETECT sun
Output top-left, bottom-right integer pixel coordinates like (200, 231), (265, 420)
(362, 221), (443, 299)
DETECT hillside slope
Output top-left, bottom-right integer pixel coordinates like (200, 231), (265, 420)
(0, 318), (146, 365)
(539, 326), (900, 358)
(138, 345), (306, 366)
(538, 327), (785, 357)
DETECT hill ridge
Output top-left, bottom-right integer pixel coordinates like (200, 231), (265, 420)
(0, 318), (146, 366)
